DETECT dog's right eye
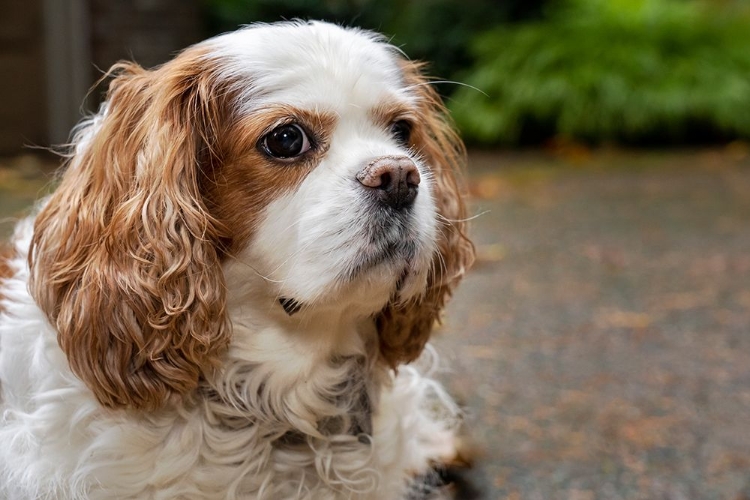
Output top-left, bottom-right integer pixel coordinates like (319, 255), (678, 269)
(261, 124), (311, 159)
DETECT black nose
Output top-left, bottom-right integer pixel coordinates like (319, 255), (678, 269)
(356, 156), (421, 210)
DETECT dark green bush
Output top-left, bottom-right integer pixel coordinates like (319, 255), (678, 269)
(201, 0), (545, 96)
(451, 0), (750, 145)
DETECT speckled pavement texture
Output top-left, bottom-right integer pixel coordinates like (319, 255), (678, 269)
(435, 149), (750, 500)
(1, 149), (749, 499)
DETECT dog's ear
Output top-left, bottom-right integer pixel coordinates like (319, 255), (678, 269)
(376, 61), (475, 368)
(29, 50), (231, 410)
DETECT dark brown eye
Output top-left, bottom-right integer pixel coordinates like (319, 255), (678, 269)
(261, 124), (311, 159)
(390, 120), (412, 146)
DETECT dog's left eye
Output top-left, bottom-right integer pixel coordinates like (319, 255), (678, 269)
(261, 124), (311, 159)
(390, 120), (412, 146)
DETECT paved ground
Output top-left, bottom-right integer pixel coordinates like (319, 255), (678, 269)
(435, 148), (750, 499)
(1, 149), (749, 499)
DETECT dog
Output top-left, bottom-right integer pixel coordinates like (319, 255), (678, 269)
(0, 21), (475, 499)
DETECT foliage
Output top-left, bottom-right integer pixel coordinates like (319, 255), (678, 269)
(201, 0), (545, 95)
(451, 0), (750, 145)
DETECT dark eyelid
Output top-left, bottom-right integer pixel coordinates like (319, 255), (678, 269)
(257, 120), (317, 148)
(260, 116), (300, 138)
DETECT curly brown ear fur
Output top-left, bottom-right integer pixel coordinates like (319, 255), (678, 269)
(376, 61), (475, 367)
(29, 49), (231, 410)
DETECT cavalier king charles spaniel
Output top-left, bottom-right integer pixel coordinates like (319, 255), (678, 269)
(0, 21), (475, 499)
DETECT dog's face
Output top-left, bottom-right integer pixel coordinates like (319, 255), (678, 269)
(203, 24), (438, 313)
(29, 22), (473, 409)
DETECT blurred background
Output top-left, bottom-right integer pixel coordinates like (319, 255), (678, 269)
(1, 0), (749, 498)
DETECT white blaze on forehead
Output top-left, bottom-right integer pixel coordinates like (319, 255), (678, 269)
(204, 21), (412, 111)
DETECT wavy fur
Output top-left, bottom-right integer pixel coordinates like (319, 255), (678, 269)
(29, 51), (232, 410)
(0, 21), (474, 499)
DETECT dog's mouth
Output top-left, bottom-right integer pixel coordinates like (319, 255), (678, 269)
(278, 251), (415, 317)
(275, 214), (431, 316)
(342, 240), (418, 282)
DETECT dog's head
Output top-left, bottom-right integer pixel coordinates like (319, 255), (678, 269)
(29, 21), (474, 410)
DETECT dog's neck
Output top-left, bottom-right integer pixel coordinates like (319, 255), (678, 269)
(201, 291), (383, 441)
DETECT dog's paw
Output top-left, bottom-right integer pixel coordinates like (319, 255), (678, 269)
(409, 437), (488, 500)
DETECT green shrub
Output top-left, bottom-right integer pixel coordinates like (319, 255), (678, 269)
(451, 0), (750, 145)
(201, 0), (545, 98)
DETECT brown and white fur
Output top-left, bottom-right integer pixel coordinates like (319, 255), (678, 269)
(0, 21), (475, 499)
